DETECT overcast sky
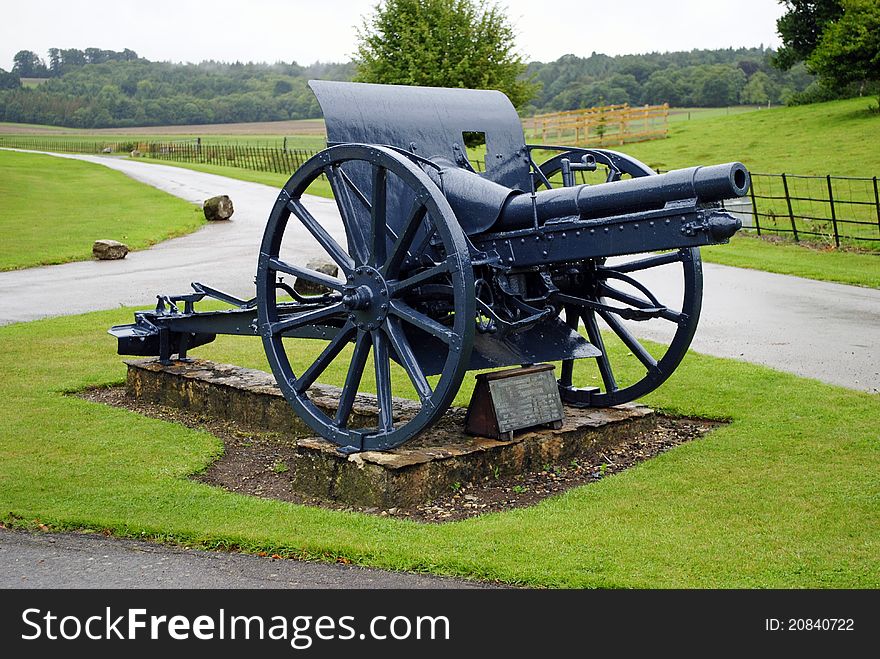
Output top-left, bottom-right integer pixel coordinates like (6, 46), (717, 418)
(1, 0), (786, 71)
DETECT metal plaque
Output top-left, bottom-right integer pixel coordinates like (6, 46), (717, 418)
(488, 368), (564, 433)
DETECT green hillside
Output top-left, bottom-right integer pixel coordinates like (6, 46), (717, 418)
(0, 150), (204, 270)
(621, 97), (880, 176)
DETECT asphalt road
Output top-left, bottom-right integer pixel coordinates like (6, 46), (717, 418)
(0, 528), (486, 589)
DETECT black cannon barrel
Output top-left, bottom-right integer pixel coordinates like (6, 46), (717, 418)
(498, 162), (750, 230)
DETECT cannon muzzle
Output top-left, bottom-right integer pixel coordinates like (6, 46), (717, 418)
(498, 162), (750, 230)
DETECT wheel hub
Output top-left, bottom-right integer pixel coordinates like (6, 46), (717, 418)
(344, 266), (389, 331)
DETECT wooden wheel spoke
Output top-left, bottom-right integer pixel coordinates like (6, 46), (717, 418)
(389, 300), (453, 344)
(383, 200), (427, 276)
(370, 165), (387, 267)
(287, 199), (354, 274)
(384, 318), (433, 404)
(388, 258), (452, 296)
(371, 330), (394, 432)
(583, 311), (617, 392)
(597, 309), (658, 371)
(268, 257), (344, 292)
(293, 322), (356, 394)
(270, 303), (344, 336)
(334, 331), (370, 428)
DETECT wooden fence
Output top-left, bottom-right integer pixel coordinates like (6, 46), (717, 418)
(522, 103), (669, 146)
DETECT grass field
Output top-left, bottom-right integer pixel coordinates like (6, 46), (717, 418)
(703, 233), (880, 288)
(2, 97), (876, 174)
(0, 307), (877, 588)
(622, 97), (880, 176)
(0, 150), (205, 270)
(667, 106), (769, 123)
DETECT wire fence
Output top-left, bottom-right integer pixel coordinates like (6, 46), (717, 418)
(2, 135), (878, 250)
(736, 173), (880, 248)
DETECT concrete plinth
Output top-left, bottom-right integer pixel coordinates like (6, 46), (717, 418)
(126, 358), (654, 508)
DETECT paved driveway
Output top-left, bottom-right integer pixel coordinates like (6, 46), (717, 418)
(0, 528), (487, 589)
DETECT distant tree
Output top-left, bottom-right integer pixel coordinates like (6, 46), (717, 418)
(700, 66), (748, 106)
(737, 59), (761, 77)
(12, 50), (47, 77)
(60, 49), (86, 72)
(85, 48), (108, 65)
(807, 0), (880, 107)
(740, 71), (775, 105)
(354, 0), (538, 108)
(273, 79), (293, 95)
(642, 69), (684, 106)
(0, 68), (20, 90)
(48, 48), (62, 76)
(774, 0), (843, 69)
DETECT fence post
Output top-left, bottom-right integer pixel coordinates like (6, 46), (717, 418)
(781, 173), (799, 242)
(826, 175), (840, 248)
(874, 176), (880, 234)
(749, 175), (761, 235)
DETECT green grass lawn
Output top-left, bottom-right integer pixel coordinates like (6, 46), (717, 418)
(703, 233), (880, 288)
(0, 150), (205, 270)
(0, 308), (877, 588)
(622, 97), (880, 176)
(667, 106), (768, 123)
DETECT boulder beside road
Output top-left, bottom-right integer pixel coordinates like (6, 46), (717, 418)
(203, 195), (234, 221)
(92, 239), (129, 260)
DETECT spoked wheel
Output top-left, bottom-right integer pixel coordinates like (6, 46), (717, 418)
(537, 148), (704, 406)
(256, 144), (474, 452)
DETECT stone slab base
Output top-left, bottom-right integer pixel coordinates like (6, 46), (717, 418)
(126, 358), (655, 508)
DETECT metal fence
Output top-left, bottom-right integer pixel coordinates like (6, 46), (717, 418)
(2, 135), (878, 249)
(143, 141), (316, 175)
(735, 172), (880, 248)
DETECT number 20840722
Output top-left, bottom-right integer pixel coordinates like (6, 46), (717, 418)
(765, 618), (854, 631)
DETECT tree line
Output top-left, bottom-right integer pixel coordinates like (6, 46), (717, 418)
(0, 55), (355, 128)
(2, 9), (876, 131)
(522, 47), (818, 113)
(0, 46), (818, 129)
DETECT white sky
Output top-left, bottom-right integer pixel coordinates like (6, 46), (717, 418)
(0, 0), (785, 71)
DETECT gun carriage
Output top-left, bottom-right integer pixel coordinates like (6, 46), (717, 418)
(111, 81), (748, 453)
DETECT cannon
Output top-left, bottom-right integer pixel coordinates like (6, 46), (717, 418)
(110, 80), (748, 453)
